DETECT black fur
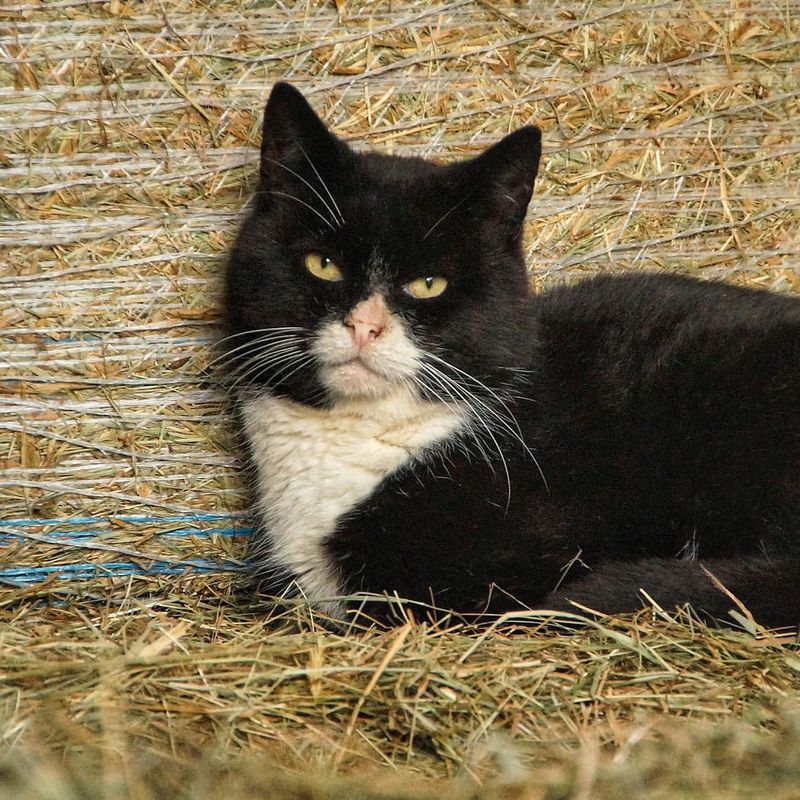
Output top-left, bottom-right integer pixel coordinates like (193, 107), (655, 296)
(226, 83), (799, 630)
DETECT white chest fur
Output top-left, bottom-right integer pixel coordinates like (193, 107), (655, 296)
(241, 392), (464, 617)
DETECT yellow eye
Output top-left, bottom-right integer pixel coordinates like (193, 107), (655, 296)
(305, 253), (343, 282)
(403, 276), (448, 300)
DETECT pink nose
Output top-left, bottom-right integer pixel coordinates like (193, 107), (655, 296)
(344, 295), (388, 348)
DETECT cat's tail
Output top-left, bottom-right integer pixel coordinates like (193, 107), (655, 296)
(543, 556), (799, 631)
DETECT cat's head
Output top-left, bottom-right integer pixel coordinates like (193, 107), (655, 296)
(225, 82), (541, 407)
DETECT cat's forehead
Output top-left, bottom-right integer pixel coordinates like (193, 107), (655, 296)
(340, 151), (452, 206)
(330, 154), (466, 252)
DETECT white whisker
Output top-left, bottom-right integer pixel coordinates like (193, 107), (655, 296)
(425, 354), (536, 447)
(264, 156), (342, 229)
(297, 142), (345, 226)
(262, 190), (337, 231)
(217, 327), (306, 347)
(416, 364), (496, 472)
(230, 349), (309, 391)
(225, 343), (305, 378)
(209, 333), (306, 371)
(271, 355), (315, 388)
(422, 194), (471, 241)
(418, 353), (548, 498)
(420, 363), (504, 484)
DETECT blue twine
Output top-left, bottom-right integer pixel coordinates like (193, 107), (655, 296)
(0, 559), (245, 586)
(0, 512), (253, 586)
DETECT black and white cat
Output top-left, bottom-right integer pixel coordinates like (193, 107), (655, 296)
(224, 82), (799, 629)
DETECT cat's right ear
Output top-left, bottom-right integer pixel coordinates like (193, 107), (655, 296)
(260, 83), (343, 180)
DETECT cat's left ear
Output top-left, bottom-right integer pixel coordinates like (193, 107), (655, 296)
(471, 126), (542, 229)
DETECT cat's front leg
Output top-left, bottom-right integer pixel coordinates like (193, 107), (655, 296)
(325, 456), (561, 624)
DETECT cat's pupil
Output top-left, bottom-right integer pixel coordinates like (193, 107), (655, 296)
(424, 277), (433, 289)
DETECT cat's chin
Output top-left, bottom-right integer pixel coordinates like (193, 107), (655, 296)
(320, 359), (402, 400)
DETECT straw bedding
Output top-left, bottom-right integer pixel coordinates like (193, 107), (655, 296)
(1, 0), (799, 796)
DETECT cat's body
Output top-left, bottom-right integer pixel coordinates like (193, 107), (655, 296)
(225, 83), (799, 629)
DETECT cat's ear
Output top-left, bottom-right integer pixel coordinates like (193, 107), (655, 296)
(470, 126), (542, 229)
(259, 83), (343, 180)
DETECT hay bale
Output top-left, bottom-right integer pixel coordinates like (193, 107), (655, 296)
(1, 0), (799, 793)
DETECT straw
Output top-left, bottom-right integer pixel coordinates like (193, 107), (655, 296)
(1, 0), (799, 795)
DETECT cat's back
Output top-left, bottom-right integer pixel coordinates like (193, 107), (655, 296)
(533, 272), (800, 390)
(536, 271), (800, 332)
(529, 272), (800, 531)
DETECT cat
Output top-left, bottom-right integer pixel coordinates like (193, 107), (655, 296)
(223, 82), (799, 630)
